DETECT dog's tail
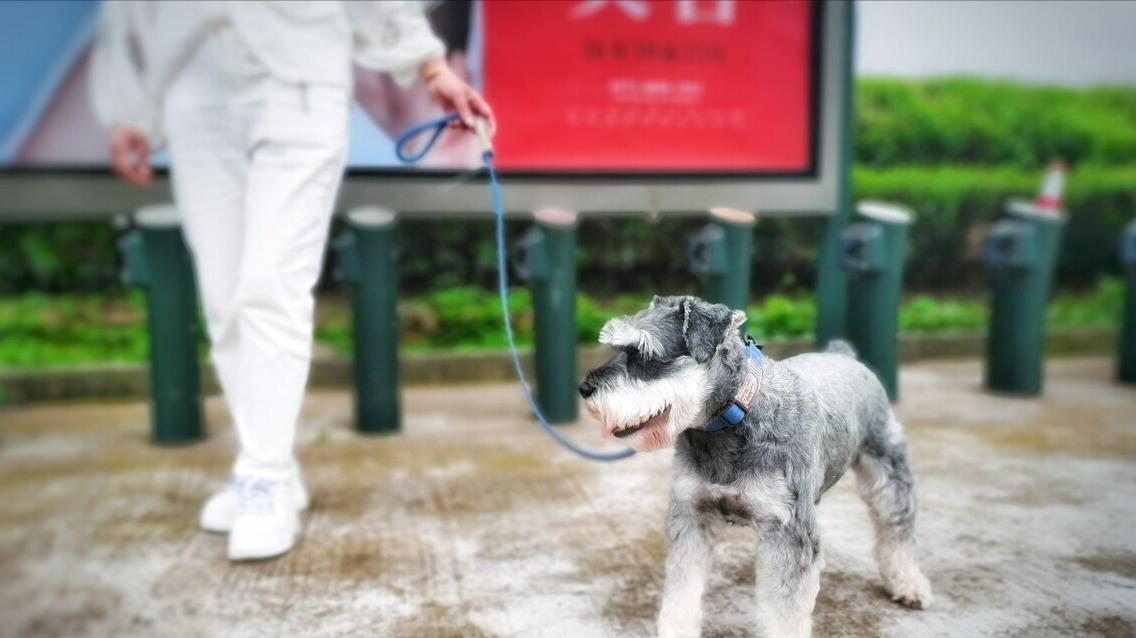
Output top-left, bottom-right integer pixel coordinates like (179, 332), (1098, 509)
(824, 339), (857, 358)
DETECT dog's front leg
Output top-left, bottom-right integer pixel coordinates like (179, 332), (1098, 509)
(753, 509), (823, 638)
(657, 494), (713, 638)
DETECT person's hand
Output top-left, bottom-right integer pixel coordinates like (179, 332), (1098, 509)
(108, 125), (152, 187)
(422, 58), (495, 135)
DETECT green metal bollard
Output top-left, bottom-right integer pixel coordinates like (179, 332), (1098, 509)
(688, 208), (756, 310)
(118, 205), (203, 444)
(333, 207), (400, 434)
(839, 201), (913, 402)
(983, 200), (1066, 395)
(1118, 219), (1136, 383)
(815, 0), (857, 348)
(513, 208), (578, 423)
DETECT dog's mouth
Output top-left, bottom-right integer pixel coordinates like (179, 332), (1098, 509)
(610, 405), (671, 439)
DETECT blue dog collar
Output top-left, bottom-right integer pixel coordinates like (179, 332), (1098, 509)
(704, 343), (765, 432)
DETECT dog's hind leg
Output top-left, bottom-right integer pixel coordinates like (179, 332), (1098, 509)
(854, 413), (933, 610)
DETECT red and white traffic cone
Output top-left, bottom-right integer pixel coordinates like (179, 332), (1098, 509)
(1034, 159), (1066, 213)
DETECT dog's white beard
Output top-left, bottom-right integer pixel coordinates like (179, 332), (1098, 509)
(588, 361), (709, 450)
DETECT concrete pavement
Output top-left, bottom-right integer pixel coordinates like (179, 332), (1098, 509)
(0, 357), (1133, 637)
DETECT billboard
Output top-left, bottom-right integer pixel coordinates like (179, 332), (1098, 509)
(483, 0), (816, 174)
(0, 0), (845, 218)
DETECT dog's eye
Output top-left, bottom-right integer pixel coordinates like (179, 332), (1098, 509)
(624, 346), (665, 374)
(623, 346), (678, 380)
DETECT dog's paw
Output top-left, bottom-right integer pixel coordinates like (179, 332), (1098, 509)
(885, 570), (933, 610)
(879, 547), (933, 610)
(657, 613), (701, 638)
(657, 625), (698, 638)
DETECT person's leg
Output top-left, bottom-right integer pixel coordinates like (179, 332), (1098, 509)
(163, 29), (317, 542)
(163, 32), (300, 536)
(220, 76), (348, 560)
(226, 79), (349, 485)
(162, 34), (247, 419)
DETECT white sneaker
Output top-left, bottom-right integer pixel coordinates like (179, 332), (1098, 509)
(199, 474), (309, 533)
(227, 477), (301, 561)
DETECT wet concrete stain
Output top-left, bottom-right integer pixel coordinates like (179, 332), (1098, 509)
(813, 571), (888, 638)
(12, 584), (122, 638)
(968, 414), (1136, 459)
(382, 602), (492, 638)
(1075, 552), (1136, 579)
(928, 563), (1006, 607)
(573, 527), (666, 634)
(1006, 610), (1136, 638)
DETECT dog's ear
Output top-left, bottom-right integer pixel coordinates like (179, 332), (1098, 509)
(727, 309), (747, 332)
(681, 298), (746, 363)
(649, 295), (684, 309)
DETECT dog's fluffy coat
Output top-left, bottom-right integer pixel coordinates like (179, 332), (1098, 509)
(581, 296), (932, 638)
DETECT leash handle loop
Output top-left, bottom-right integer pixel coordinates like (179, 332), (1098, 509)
(394, 113), (460, 164)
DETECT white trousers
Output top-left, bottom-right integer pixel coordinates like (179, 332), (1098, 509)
(163, 27), (349, 481)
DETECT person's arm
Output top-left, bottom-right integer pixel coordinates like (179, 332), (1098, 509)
(88, 0), (154, 186)
(347, 1), (445, 86)
(347, 1), (494, 131)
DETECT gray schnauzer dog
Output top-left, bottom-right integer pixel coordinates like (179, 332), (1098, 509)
(579, 296), (932, 638)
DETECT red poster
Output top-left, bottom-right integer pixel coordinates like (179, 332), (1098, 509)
(482, 0), (816, 173)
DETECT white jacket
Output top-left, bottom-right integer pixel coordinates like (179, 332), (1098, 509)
(89, 0), (445, 145)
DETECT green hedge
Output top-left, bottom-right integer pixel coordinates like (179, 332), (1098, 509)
(2, 78), (1134, 294)
(0, 223), (119, 294)
(855, 163), (1135, 287)
(2, 163), (1129, 294)
(857, 77), (1136, 168)
(310, 158), (1136, 292)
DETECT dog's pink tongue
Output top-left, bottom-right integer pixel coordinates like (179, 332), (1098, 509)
(601, 423), (615, 439)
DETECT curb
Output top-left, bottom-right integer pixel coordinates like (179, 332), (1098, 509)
(0, 329), (1119, 404)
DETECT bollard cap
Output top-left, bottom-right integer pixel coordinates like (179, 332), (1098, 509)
(857, 201), (914, 225)
(1006, 198), (1066, 224)
(534, 207), (578, 227)
(346, 206), (397, 228)
(134, 204), (182, 228)
(708, 207), (757, 226)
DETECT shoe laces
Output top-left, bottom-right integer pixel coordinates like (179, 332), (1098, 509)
(235, 477), (275, 516)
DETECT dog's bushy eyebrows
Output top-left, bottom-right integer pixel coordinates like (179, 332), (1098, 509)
(600, 300), (684, 356)
(614, 303), (690, 361)
(600, 295), (743, 363)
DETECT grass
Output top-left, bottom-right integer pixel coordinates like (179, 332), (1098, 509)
(0, 278), (1124, 369)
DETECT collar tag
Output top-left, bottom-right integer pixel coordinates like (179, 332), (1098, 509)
(704, 344), (764, 432)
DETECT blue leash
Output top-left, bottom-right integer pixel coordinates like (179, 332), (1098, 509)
(395, 114), (635, 462)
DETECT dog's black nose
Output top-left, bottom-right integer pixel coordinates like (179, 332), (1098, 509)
(578, 380), (596, 398)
